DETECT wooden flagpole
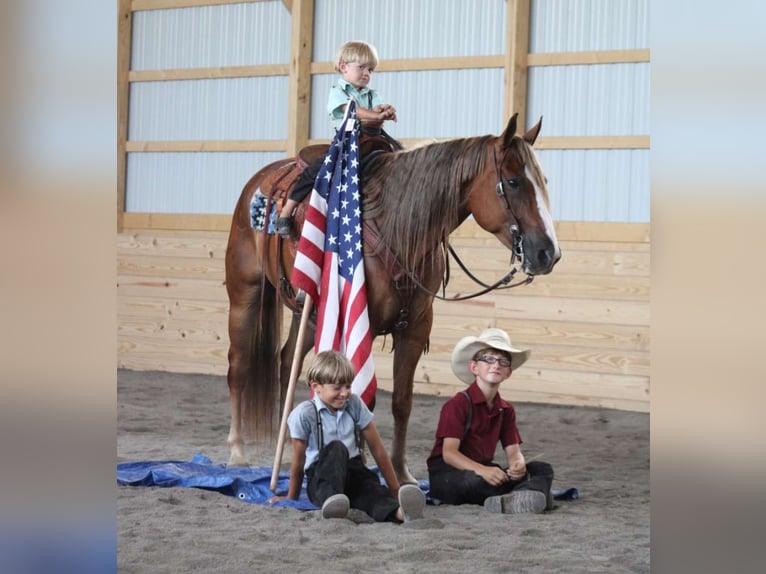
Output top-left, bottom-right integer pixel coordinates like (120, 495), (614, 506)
(270, 295), (314, 492)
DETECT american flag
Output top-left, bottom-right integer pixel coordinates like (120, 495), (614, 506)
(291, 101), (377, 406)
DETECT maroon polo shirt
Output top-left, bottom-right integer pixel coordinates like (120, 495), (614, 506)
(427, 381), (522, 466)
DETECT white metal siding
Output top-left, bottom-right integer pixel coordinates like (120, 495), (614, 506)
(126, 1), (289, 214)
(128, 77), (289, 140)
(527, 0), (649, 222)
(313, 0), (506, 60)
(311, 69), (505, 140)
(530, 0), (649, 52)
(527, 63), (649, 136)
(124, 0), (649, 222)
(126, 151), (286, 214)
(539, 149), (649, 223)
(130, 2), (290, 69)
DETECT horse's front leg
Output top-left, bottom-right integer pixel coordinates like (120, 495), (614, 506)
(390, 314), (432, 485)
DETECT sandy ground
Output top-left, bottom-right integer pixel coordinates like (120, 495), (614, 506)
(117, 369), (649, 573)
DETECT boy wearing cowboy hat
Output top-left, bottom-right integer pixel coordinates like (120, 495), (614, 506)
(427, 328), (554, 514)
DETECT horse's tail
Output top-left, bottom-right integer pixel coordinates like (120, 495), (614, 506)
(226, 168), (284, 449)
(241, 273), (281, 444)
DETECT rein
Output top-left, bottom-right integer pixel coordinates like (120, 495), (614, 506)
(364, 224), (533, 303)
(362, 143), (540, 303)
(446, 244), (533, 293)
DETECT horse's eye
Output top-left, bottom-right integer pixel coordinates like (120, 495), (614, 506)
(506, 178), (521, 189)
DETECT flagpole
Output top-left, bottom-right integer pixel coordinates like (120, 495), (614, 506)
(270, 294), (314, 492)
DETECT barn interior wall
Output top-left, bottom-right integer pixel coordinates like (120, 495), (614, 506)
(117, 221), (649, 412)
(117, 0), (650, 412)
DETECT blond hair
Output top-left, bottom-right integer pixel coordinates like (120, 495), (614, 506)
(335, 41), (379, 72)
(306, 350), (355, 387)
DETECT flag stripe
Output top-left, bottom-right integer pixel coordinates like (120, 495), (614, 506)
(291, 101), (377, 405)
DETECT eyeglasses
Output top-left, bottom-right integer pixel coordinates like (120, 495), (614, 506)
(476, 355), (512, 368)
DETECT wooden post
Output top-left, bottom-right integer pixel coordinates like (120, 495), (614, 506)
(270, 295), (314, 492)
(286, 0), (314, 157)
(117, 0), (132, 232)
(504, 0), (531, 129)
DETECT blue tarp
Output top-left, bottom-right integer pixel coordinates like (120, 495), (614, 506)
(117, 453), (577, 508)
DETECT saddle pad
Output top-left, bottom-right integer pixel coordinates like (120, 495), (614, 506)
(250, 189), (277, 233)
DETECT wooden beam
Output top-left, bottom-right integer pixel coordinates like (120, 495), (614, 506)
(534, 135), (650, 150)
(125, 140), (287, 152)
(308, 135), (649, 151)
(286, 0), (314, 156)
(129, 64), (289, 82)
(120, 211), (649, 244)
(528, 49), (650, 67)
(131, 0), (271, 11)
(122, 212), (232, 231)
(311, 55), (503, 75)
(117, 0), (132, 232)
(124, 50), (650, 86)
(505, 0), (530, 127)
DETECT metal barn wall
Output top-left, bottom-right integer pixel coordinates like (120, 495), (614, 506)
(126, 2), (291, 214)
(528, 0), (649, 222)
(117, 0), (651, 413)
(123, 0), (649, 222)
(311, 0), (507, 140)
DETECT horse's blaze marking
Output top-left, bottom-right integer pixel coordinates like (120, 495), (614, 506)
(525, 163), (559, 253)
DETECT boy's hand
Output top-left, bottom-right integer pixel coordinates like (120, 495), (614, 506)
(374, 104), (397, 122)
(507, 460), (527, 480)
(267, 495), (290, 504)
(477, 465), (511, 486)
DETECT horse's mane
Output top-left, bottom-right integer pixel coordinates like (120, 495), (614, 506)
(361, 135), (494, 275)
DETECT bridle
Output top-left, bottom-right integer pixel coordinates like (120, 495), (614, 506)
(492, 145), (526, 267)
(367, 144), (535, 305)
(429, 145), (535, 300)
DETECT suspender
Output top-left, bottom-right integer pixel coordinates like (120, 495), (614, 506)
(460, 391), (472, 439)
(311, 401), (361, 450)
(459, 390), (505, 441)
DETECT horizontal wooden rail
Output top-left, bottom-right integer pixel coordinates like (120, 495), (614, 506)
(127, 50), (649, 84)
(124, 135), (647, 154)
(132, 0), (270, 11)
(129, 64), (289, 82)
(535, 135), (650, 150)
(125, 140), (286, 153)
(528, 49), (650, 67)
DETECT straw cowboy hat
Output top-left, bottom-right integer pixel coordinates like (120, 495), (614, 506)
(451, 328), (531, 384)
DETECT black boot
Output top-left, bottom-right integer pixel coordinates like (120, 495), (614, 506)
(525, 461), (555, 510)
(275, 217), (292, 238)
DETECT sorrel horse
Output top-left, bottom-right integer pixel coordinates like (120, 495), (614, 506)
(224, 113), (561, 484)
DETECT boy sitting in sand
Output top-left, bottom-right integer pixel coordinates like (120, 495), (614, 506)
(269, 350), (425, 522)
(427, 328), (554, 514)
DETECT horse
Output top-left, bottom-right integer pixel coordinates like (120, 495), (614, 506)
(224, 113), (561, 484)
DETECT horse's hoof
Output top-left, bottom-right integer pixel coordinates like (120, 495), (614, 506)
(228, 454), (249, 467)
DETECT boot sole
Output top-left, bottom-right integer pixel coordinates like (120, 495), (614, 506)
(321, 494), (350, 519)
(484, 490), (547, 514)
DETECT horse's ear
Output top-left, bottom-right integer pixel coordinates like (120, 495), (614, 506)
(501, 113), (519, 148)
(523, 116), (543, 146)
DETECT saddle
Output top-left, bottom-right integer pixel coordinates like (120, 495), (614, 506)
(261, 130), (407, 315)
(260, 129), (402, 240)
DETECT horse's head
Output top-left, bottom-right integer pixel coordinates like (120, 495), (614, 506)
(468, 114), (561, 276)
